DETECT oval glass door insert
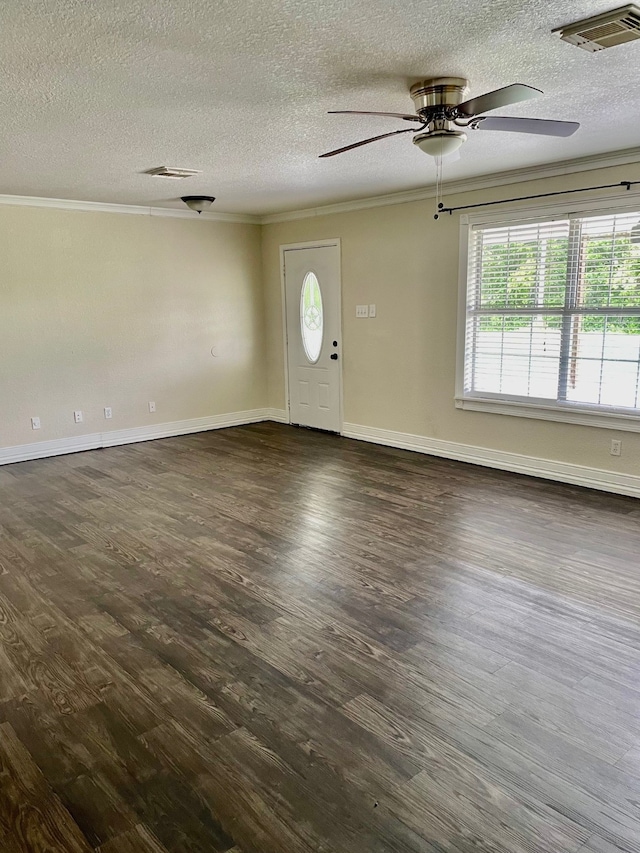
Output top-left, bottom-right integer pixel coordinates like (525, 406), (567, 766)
(300, 272), (323, 363)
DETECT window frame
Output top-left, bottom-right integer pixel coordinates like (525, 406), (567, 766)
(455, 190), (640, 433)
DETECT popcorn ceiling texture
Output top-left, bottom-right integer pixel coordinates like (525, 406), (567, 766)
(0, 0), (635, 214)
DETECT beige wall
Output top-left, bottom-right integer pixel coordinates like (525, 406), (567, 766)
(262, 161), (640, 477)
(0, 206), (265, 447)
(4, 160), (640, 481)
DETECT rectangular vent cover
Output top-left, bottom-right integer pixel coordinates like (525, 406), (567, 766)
(144, 166), (201, 179)
(553, 4), (640, 51)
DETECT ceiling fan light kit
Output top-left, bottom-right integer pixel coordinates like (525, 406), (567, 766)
(413, 130), (466, 157)
(320, 77), (579, 160)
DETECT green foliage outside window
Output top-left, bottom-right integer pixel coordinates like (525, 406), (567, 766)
(479, 233), (640, 333)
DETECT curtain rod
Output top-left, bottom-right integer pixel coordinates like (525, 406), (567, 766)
(434, 180), (639, 220)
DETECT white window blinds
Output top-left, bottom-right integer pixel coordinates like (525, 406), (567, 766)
(464, 210), (640, 412)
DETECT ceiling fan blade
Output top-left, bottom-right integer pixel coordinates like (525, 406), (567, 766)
(457, 83), (542, 117)
(329, 110), (422, 123)
(473, 116), (580, 137)
(319, 127), (415, 158)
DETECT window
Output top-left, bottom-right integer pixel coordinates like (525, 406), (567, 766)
(300, 271), (323, 363)
(459, 207), (640, 429)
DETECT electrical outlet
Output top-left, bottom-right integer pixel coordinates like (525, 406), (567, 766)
(148, 401), (156, 413)
(104, 407), (113, 419)
(610, 439), (622, 456)
(74, 410), (83, 424)
(369, 303), (376, 318)
(356, 305), (369, 318)
(31, 416), (40, 430)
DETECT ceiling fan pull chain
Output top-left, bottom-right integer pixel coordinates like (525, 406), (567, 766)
(435, 152), (443, 217)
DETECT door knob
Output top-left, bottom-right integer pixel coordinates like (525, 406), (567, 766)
(330, 353), (338, 360)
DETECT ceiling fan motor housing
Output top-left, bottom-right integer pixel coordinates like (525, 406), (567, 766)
(409, 78), (470, 155)
(409, 77), (470, 118)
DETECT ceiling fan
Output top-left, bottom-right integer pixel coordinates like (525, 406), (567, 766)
(319, 77), (579, 159)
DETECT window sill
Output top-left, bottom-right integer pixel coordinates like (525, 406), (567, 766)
(455, 397), (640, 433)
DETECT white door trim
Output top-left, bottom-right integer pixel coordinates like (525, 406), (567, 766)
(279, 239), (343, 433)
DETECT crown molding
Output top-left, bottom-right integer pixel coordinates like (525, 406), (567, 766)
(260, 146), (640, 224)
(0, 193), (260, 224)
(2, 146), (640, 226)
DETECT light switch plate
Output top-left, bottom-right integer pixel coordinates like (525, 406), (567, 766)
(369, 303), (376, 318)
(356, 304), (369, 318)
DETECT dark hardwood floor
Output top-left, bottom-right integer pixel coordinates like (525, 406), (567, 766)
(0, 422), (639, 852)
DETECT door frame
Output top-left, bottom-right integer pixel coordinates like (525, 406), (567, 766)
(279, 239), (343, 433)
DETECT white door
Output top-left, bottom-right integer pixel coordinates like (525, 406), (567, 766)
(284, 243), (342, 432)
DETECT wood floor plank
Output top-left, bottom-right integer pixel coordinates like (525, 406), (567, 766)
(341, 692), (589, 850)
(442, 713), (640, 851)
(97, 823), (171, 852)
(579, 835), (640, 853)
(0, 423), (639, 852)
(487, 661), (640, 763)
(617, 746), (640, 777)
(0, 721), (91, 852)
(59, 763), (143, 847)
(197, 725), (421, 853)
(483, 709), (640, 823)
(395, 766), (586, 853)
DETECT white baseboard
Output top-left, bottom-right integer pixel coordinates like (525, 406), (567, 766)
(264, 407), (289, 423)
(342, 422), (640, 499)
(9, 411), (633, 499)
(0, 408), (286, 466)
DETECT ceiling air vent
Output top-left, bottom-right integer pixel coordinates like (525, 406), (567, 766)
(553, 4), (640, 51)
(144, 166), (201, 179)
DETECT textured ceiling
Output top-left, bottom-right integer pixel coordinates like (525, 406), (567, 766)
(0, 0), (638, 214)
